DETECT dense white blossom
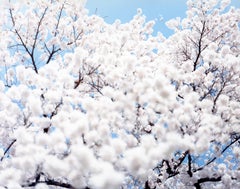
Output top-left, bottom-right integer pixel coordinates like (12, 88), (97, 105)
(0, 0), (239, 188)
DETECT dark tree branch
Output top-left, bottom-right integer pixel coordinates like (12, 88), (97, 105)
(187, 154), (193, 177)
(43, 100), (63, 133)
(32, 7), (48, 57)
(212, 79), (227, 113)
(173, 150), (189, 170)
(194, 176), (221, 189)
(22, 178), (83, 189)
(9, 8), (15, 27)
(43, 2), (65, 64)
(54, 2), (65, 37)
(45, 46), (61, 64)
(74, 64), (101, 90)
(0, 139), (17, 161)
(200, 79), (217, 101)
(164, 160), (175, 176)
(144, 181), (153, 189)
(193, 21), (205, 72)
(195, 135), (240, 172)
(9, 7), (48, 73)
(74, 69), (84, 89)
(67, 29), (83, 46)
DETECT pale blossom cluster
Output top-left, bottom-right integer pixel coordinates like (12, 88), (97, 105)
(0, 0), (239, 189)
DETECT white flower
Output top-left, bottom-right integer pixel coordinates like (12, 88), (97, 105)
(35, 184), (49, 189)
(90, 162), (124, 189)
(30, 100), (42, 116)
(0, 168), (21, 185)
(220, 0), (230, 10)
(44, 155), (69, 178)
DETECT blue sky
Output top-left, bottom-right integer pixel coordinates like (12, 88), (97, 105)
(86, 0), (240, 37)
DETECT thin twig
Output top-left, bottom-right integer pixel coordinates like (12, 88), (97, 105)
(0, 139), (17, 161)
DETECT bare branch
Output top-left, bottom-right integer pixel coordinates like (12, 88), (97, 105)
(32, 7), (48, 56)
(173, 150), (189, 170)
(187, 154), (193, 177)
(45, 46), (61, 64)
(193, 21), (206, 71)
(195, 135), (240, 172)
(194, 176), (221, 189)
(54, 2), (65, 37)
(22, 177), (83, 189)
(0, 139), (17, 162)
(212, 79), (227, 113)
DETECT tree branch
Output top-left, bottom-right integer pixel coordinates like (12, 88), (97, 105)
(54, 2), (65, 37)
(44, 3), (65, 64)
(212, 79), (227, 113)
(194, 176), (221, 189)
(144, 181), (152, 189)
(0, 139), (17, 161)
(22, 178), (81, 189)
(195, 135), (240, 172)
(32, 7), (48, 57)
(193, 21), (206, 72)
(187, 154), (193, 177)
(173, 150), (189, 170)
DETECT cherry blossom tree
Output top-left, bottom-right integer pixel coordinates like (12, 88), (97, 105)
(0, 0), (239, 188)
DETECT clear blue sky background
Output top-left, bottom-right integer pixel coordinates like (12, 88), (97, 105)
(86, 0), (240, 37)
